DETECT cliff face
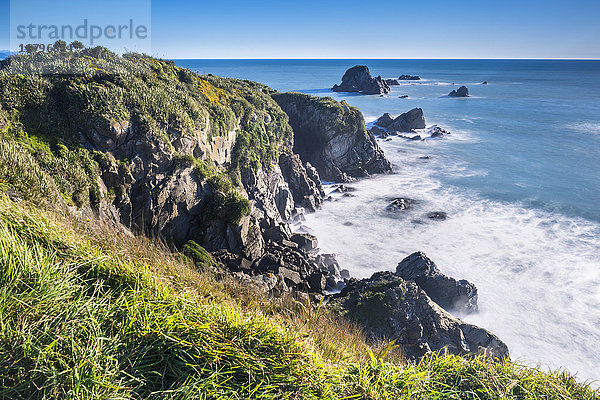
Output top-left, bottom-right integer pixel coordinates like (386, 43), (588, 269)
(0, 50), (322, 260)
(272, 92), (392, 182)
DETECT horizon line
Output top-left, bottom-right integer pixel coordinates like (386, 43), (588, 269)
(166, 57), (600, 61)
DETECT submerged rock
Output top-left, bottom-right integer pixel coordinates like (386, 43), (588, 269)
(329, 271), (508, 360)
(332, 65), (391, 95)
(448, 86), (469, 97)
(386, 197), (416, 211)
(272, 92), (392, 182)
(426, 211), (447, 220)
(428, 126), (451, 138)
(396, 251), (478, 313)
(331, 184), (356, 194)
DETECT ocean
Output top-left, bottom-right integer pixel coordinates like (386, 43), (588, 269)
(175, 59), (600, 383)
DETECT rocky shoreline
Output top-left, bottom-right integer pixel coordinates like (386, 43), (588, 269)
(1, 50), (506, 362)
(93, 87), (507, 362)
(240, 93), (507, 361)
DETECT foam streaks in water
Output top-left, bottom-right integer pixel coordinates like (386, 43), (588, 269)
(304, 136), (600, 383)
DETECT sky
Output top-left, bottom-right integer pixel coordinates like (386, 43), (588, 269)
(1, 0), (599, 59)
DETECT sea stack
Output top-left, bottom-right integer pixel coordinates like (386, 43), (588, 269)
(448, 86), (469, 97)
(332, 65), (390, 95)
(399, 74), (420, 80)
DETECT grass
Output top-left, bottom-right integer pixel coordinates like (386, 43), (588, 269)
(0, 196), (597, 399)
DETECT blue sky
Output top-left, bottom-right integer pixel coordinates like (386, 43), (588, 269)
(1, 0), (599, 58)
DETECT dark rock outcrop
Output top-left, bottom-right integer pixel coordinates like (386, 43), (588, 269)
(272, 92), (392, 182)
(374, 109), (426, 134)
(448, 86), (469, 97)
(279, 153), (324, 212)
(399, 74), (420, 80)
(387, 108), (426, 132)
(386, 197), (416, 211)
(428, 126), (451, 138)
(330, 271), (508, 360)
(332, 65), (390, 95)
(374, 113), (395, 128)
(396, 252), (478, 313)
(385, 79), (400, 86)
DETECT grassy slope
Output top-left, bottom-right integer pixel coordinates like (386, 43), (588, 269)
(0, 196), (596, 399)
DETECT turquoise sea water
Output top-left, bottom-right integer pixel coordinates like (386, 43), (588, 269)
(176, 59), (600, 383)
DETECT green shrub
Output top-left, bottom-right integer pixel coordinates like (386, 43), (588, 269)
(0, 137), (61, 204)
(182, 240), (213, 268)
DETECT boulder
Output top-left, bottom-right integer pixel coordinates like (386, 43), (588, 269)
(399, 95), (409, 99)
(386, 197), (416, 211)
(329, 271), (508, 360)
(262, 223), (292, 243)
(448, 86), (469, 97)
(290, 233), (319, 253)
(428, 126), (451, 138)
(395, 252), (478, 313)
(331, 65), (391, 95)
(374, 112), (395, 128)
(278, 266), (303, 288)
(385, 79), (400, 86)
(399, 74), (420, 80)
(308, 272), (327, 293)
(387, 108), (426, 132)
(272, 92), (392, 182)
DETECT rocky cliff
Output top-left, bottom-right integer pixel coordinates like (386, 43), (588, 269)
(0, 49), (336, 294)
(272, 92), (392, 182)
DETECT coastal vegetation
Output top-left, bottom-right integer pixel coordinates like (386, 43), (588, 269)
(0, 49), (597, 399)
(0, 195), (596, 399)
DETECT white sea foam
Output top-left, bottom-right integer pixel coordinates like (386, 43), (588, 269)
(567, 122), (600, 136)
(304, 137), (600, 384)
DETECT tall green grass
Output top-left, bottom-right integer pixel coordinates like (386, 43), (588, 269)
(0, 197), (597, 399)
